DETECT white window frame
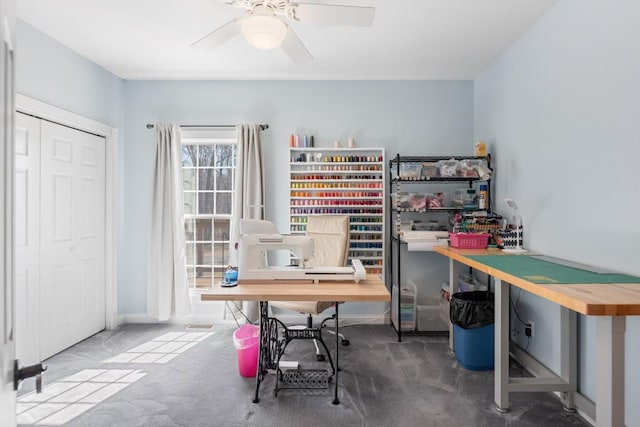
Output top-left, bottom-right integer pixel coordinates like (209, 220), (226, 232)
(181, 127), (236, 290)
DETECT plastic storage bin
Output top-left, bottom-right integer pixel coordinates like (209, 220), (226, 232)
(416, 298), (448, 332)
(449, 232), (491, 249)
(233, 324), (260, 377)
(453, 324), (494, 370)
(421, 162), (439, 178)
(407, 193), (427, 211)
(391, 281), (416, 331)
(399, 163), (422, 179)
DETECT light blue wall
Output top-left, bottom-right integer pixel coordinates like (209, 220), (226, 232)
(474, 0), (640, 422)
(14, 18), (474, 318)
(15, 21), (124, 128)
(15, 20), (129, 323)
(122, 80), (474, 314)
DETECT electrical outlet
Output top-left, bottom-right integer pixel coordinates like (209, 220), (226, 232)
(525, 320), (535, 338)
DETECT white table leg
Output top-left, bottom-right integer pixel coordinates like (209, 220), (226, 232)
(560, 307), (577, 411)
(448, 258), (455, 351)
(494, 278), (509, 412)
(595, 316), (625, 427)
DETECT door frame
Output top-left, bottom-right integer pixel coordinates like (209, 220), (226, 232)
(16, 94), (119, 330)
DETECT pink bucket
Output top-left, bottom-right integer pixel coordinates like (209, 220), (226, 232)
(232, 324), (260, 377)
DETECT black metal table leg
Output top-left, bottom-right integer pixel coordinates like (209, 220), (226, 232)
(253, 301), (270, 403)
(332, 301), (340, 405)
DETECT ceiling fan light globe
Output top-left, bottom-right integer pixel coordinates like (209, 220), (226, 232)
(241, 15), (287, 50)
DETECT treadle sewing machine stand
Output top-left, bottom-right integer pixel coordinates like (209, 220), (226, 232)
(199, 276), (389, 405)
(254, 300), (341, 404)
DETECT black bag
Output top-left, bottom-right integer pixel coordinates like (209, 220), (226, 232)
(449, 291), (494, 330)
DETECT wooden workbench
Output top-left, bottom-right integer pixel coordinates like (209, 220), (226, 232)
(200, 276), (390, 303)
(434, 246), (640, 427)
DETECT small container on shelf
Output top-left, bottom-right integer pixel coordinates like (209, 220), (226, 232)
(398, 219), (414, 232)
(399, 163), (423, 179)
(392, 280), (417, 331)
(436, 159), (459, 177)
(449, 232), (491, 249)
(451, 188), (478, 209)
(426, 192), (445, 209)
(451, 188), (467, 207)
(421, 162), (439, 178)
(474, 141), (487, 157)
(458, 159), (488, 177)
(407, 193), (427, 211)
(394, 192), (411, 209)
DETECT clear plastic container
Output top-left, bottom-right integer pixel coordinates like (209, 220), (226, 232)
(437, 159), (459, 177)
(421, 162), (439, 178)
(407, 193), (427, 211)
(400, 163), (423, 179)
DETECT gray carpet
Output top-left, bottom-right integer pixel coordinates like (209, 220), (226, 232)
(17, 323), (589, 427)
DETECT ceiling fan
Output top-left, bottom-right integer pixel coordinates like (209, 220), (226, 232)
(191, 0), (375, 63)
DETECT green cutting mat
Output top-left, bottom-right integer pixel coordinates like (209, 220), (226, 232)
(466, 255), (640, 284)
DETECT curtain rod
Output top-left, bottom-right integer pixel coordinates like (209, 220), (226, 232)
(146, 123), (269, 130)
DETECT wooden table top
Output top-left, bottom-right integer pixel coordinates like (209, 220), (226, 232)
(200, 275), (390, 303)
(434, 246), (640, 316)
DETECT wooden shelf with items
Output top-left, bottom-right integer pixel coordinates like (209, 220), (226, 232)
(289, 147), (385, 276)
(388, 153), (493, 341)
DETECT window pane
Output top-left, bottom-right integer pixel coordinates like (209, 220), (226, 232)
(216, 145), (235, 167)
(214, 243), (228, 265)
(184, 192), (196, 215)
(216, 193), (232, 215)
(196, 243), (212, 265)
(214, 266), (225, 281)
(183, 169), (196, 191)
(196, 219), (212, 241)
(198, 169), (215, 191)
(182, 145), (197, 167)
(214, 219), (230, 241)
(198, 145), (215, 167)
(182, 138), (236, 290)
(198, 193), (214, 214)
(184, 219), (195, 241)
(195, 266), (212, 289)
(186, 266), (196, 289)
(216, 168), (233, 191)
(186, 242), (195, 265)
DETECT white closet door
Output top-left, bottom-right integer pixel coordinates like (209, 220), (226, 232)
(15, 112), (41, 366)
(39, 120), (106, 359)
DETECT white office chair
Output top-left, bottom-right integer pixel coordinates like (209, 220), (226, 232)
(271, 215), (351, 361)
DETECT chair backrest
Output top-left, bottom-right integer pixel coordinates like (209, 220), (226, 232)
(305, 215), (350, 268)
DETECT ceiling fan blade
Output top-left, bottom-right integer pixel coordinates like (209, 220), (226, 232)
(191, 19), (242, 51)
(292, 4), (375, 27)
(281, 27), (312, 64)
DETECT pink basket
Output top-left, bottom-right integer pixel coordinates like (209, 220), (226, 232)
(449, 232), (491, 249)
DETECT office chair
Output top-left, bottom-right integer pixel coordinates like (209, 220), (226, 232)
(271, 214), (351, 362)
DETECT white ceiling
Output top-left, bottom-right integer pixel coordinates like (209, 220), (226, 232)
(16, 0), (558, 80)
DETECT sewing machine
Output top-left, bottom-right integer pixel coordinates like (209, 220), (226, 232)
(237, 232), (366, 283)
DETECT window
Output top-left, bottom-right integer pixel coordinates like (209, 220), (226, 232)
(181, 127), (236, 289)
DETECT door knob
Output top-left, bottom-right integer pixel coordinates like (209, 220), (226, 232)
(14, 360), (47, 393)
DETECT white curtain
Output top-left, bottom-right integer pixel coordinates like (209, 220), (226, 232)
(229, 123), (265, 322)
(147, 124), (192, 321)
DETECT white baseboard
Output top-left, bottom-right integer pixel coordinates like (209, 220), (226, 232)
(115, 312), (389, 327)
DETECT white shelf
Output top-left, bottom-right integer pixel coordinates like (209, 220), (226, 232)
(289, 147), (385, 276)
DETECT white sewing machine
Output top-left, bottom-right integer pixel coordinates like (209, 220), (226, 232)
(237, 225), (366, 283)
